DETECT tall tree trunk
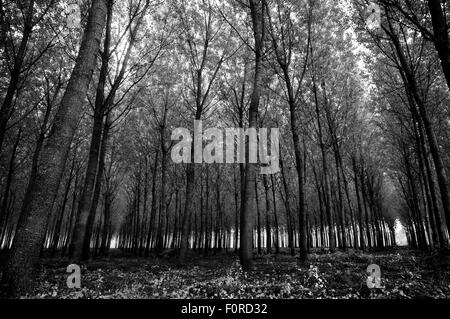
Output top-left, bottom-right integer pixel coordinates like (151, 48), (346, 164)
(279, 155), (295, 256)
(239, 0), (264, 271)
(0, 129), (21, 236)
(255, 178), (262, 254)
(0, 0), (107, 296)
(70, 0), (112, 260)
(312, 67), (335, 252)
(172, 189), (179, 249)
(199, 174), (204, 251)
(156, 103), (169, 253)
(145, 150), (159, 256)
(51, 155), (76, 257)
(81, 113), (111, 259)
(270, 174), (280, 254)
(204, 167), (210, 254)
(233, 168), (239, 252)
(62, 165), (81, 256)
(262, 175), (272, 254)
(100, 190), (111, 255)
(179, 158), (195, 262)
(412, 116), (438, 247)
(360, 164), (372, 248)
(352, 156), (365, 250)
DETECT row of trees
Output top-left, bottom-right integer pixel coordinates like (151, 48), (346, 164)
(0, 0), (449, 296)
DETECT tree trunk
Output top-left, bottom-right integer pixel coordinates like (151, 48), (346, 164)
(0, 0), (107, 296)
(255, 178), (262, 254)
(145, 150), (159, 256)
(82, 113), (111, 259)
(270, 174), (280, 254)
(69, 0), (112, 260)
(352, 156), (365, 250)
(51, 155), (76, 257)
(239, 0), (264, 271)
(312, 67), (335, 252)
(360, 164), (372, 248)
(233, 168), (239, 252)
(0, 129), (21, 237)
(279, 155), (295, 256)
(100, 190), (111, 256)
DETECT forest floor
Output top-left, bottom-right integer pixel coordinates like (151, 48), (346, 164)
(1, 247), (450, 299)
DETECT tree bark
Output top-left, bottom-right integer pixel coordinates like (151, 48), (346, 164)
(352, 156), (365, 250)
(312, 66), (335, 252)
(81, 113), (111, 259)
(279, 155), (295, 256)
(270, 174), (280, 254)
(145, 149), (159, 256)
(0, 0), (107, 297)
(69, 0), (113, 260)
(0, 129), (21, 237)
(255, 178), (262, 254)
(239, 0), (264, 271)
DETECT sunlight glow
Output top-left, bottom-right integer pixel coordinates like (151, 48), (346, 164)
(394, 219), (408, 246)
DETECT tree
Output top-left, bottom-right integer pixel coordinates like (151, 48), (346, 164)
(0, 0), (108, 296)
(265, 0), (311, 261)
(239, 0), (265, 271)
